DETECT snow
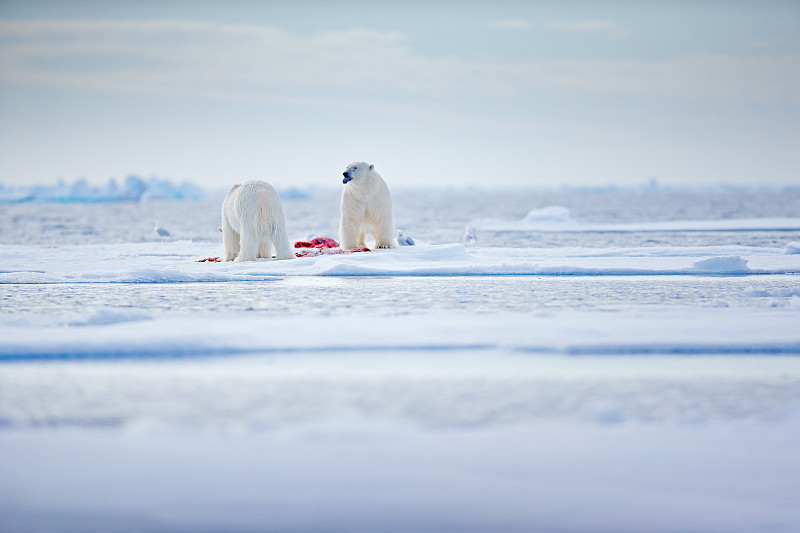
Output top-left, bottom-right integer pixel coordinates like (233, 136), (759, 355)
(687, 255), (751, 273)
(1, 416), (799, 533)
(2, 240), (799, 283)
(470, 206), (800, 232)
(744, 285), (800, 298)
(2, 191), (800, 532)
(2, 308), (800, 360)
(68, 307), (152, 327)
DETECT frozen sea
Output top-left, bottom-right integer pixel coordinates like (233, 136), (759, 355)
(1, 186), (800, 532)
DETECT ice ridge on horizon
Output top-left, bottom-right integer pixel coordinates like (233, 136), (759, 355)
(0, 176), (205, 203)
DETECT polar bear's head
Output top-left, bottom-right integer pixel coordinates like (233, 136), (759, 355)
(342, 162), (374, 184)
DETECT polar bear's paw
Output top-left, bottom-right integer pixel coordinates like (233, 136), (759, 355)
(375, 243), (395, 249)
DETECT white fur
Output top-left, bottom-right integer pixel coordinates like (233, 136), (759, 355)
(221, 180), (294, 262)
(339, 162), (397, 250)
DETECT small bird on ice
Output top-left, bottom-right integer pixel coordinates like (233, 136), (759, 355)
(463, 227), (477, 247)
(397, 229), (415, 246)
(154, 221), (171, 242)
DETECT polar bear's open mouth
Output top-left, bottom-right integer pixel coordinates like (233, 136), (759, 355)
(342, 173), (353, 184)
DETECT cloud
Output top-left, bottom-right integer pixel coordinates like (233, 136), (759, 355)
(509, 55), (800, 103)
(0, 19), (454, 102)
(1, 19), (798, 107)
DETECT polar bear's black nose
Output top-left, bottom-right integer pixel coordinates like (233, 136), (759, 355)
(343, 172), (348, 178)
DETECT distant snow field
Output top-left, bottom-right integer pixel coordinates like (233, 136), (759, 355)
(1, 188), (800, 532)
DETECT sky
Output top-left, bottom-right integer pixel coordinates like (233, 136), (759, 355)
(0, 0), (798, 190)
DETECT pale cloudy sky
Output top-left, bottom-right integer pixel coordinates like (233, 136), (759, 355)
(0, 1), (798, 189)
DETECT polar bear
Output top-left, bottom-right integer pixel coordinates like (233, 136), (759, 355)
(221, 180), (294, 262)
(339, 162), (397, 250)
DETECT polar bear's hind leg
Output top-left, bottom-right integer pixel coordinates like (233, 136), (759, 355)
(374, 220), (397, 249)
(221, 222), (241, 261)
(271, 221), (295, 260)
(235, 223), (260, 262)
(258, 236), (273, 259)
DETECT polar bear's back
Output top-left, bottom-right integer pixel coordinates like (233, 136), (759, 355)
(222, 180), (286, 233)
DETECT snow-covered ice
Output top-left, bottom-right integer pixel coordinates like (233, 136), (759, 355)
(1, 187), (800, 532)
(470, 205), (800, 232)
(2, 240), (799, 283)
(2, 307), (800, 360)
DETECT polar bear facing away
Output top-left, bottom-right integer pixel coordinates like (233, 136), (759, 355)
(339, 162), (397, 250)
(221, 180), (294, 262)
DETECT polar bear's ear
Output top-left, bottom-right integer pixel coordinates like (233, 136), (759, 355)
(369, 164), (374, 170)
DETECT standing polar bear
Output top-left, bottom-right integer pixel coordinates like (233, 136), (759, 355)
(221, 180), (294, 262)
(339, 162), (397, 250)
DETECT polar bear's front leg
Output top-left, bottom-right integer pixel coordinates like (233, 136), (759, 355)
(339, 219), (361, 250)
